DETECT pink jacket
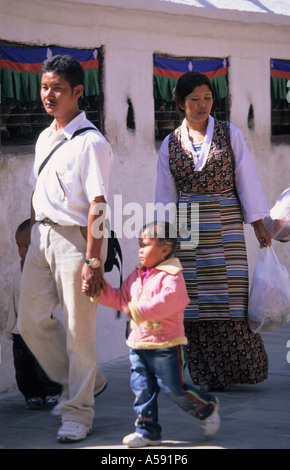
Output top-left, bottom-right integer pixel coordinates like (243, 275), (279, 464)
(99, 257), (189, 349)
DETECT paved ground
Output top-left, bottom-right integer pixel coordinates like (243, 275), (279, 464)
(1, 322), (290, 458)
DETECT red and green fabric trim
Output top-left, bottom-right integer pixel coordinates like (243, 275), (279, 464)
(0, 45), (99, 102)
(153, 55), (229, 102)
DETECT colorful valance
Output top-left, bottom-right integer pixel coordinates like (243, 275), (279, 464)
(271, 59), (290, 100)
(0, 46), (99, 102)
(153, 56), (229, 102)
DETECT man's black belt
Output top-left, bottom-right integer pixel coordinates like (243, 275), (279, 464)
(39, 218), (59, 226)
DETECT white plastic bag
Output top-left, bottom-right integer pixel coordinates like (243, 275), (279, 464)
(248, 246), (290, 333)
(263, 187), (290, 242)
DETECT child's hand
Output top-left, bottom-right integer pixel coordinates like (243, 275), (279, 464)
(82, 280), (90, 294)
(82, 279), (107, 295)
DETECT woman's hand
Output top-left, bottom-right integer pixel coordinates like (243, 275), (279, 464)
(251, 219), (272, 248)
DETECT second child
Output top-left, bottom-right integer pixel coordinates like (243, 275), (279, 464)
(6, 219), (62, 410)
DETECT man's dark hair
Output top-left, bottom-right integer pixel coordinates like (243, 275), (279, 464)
(41, 54), (85, 89)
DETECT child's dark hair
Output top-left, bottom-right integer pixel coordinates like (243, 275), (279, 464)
(142, 221), (177, 257)
(41, 54), (85, 90)
(16, 219), (31, 234)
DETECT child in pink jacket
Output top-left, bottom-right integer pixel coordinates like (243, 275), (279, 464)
(90, 221), (220, 447)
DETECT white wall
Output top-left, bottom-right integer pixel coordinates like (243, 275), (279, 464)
(0, 0), (289, 392)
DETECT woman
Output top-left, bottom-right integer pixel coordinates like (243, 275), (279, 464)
(155, 71), (271, 391)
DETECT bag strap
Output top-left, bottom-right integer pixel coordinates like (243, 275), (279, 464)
(38, 139), (67, 176)
(71, 126), (96, 138)
(38, 126), (96, 176)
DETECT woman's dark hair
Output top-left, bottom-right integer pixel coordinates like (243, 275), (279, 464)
(174, 71), (213, 116)
(41, 54), (85, 89)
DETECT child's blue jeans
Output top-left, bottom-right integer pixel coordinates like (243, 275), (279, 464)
(129, 345), (217, 440)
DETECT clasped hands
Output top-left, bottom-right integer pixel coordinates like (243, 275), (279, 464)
(81, 262), (105, 299)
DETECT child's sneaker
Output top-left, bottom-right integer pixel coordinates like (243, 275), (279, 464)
(26, 397), (44, 410)
(123, 432), (161, 448)
(45, 395), (59, 409)
(201, 398), (220, 438)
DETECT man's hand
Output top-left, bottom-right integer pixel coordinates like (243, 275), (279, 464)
(81, 263), (106, 299)
(82, 195), (107, 300)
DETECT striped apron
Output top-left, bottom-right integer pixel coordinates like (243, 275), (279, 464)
(176, 190), (248, 321)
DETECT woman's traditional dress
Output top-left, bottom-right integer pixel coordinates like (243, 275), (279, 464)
(168, 119), (268, 390)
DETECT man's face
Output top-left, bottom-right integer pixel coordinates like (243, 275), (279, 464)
(40, 71), (83, 124)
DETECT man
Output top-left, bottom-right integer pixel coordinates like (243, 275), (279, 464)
(18, 55), (113, 443)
